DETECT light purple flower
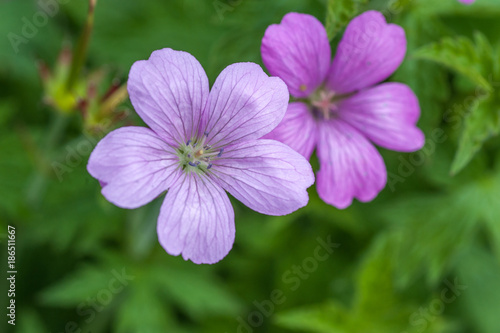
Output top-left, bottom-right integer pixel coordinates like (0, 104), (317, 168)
(458, 0), (475, 4)
(87, 48), (314, 264)
(261, 11), (424, 209)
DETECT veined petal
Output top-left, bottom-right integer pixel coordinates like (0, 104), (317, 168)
(326, 11), (406, 94)
(87, 127), (182, 209)
(338, 83), (425, 152)
(263, 102), (318, 159)
(211, 139), (314, 216)
(316, 120), (387, 209)
(157, 173), (235, 264)
(128, 48), (209, 145)
(261, 12), (331, 98)
(204, 63), (289, 148)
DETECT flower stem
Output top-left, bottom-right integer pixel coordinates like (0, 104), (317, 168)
(65, 0), (97, 92)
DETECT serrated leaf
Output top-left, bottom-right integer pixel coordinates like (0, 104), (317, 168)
(380, 194), (477, 288)
(275, 236), (454, 333)
(325, 0), (369, 40)
(274, 301), (349, 333)
(414, 33), (493, 91)
(451, 94), (500, 175)
(352, 236), (456, 333)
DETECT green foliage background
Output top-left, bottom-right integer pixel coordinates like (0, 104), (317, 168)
(1, 0), (500, 332)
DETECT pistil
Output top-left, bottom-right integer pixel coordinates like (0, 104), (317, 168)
(177, 132), (223, 172)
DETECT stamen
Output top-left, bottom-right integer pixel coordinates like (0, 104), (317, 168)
(195, 149), (204, 158)
(194, 132), (209, 149)
(179, 131), (221, 173)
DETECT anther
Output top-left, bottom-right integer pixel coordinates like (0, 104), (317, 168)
(186, 139), (191, 146)
(207, 163), (213, 170)
(188, 161), (197, 167)
(217, 148), (224, 157)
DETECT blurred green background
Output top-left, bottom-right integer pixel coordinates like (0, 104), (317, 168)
(1, 0), (500, 332)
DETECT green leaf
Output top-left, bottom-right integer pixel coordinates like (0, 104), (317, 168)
(274, 301), (349, 333)
(325, 0), (369, 40)
(38, 264), (121, 307)
(0, 131), (32, 219)
(126, 197), (163, 260)
(413, 0), (500, 16)
(393, 14), (450, 134)
(115, 283), (177, 333)
(149, 262), (243, 320)
(458, 244), (500, 333)
(351, 236), (456, 333)
(451, 94), (500, 175)
(380, 194), (477, 288)
(275, 236), (454, 333)
(459, 173), (500, 260)
(15, 309), (47, 333)
(414, 33), (493, 91)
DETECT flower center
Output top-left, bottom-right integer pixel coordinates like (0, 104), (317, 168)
(309, 88), (338, 120)
(177, 132), (223, 173)
(307, 87), (353, 120)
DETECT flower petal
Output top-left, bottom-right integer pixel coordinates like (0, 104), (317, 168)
(261, 12), (331, 98)
(211, 139), (314, 215)
(157, 173), (235, 264)
(128, 48), (209, 145)
(326, 11), (406, 94)
(204, 63), (289, 148)
(87, 126), (182, 209)
(338, 83), (424, 152)
(316, 120), (387, 209)
(263, 102), (318, 159)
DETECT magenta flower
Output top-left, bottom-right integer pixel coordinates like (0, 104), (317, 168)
(87, 48), (314, 264)
(261, 11), (424, 209)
